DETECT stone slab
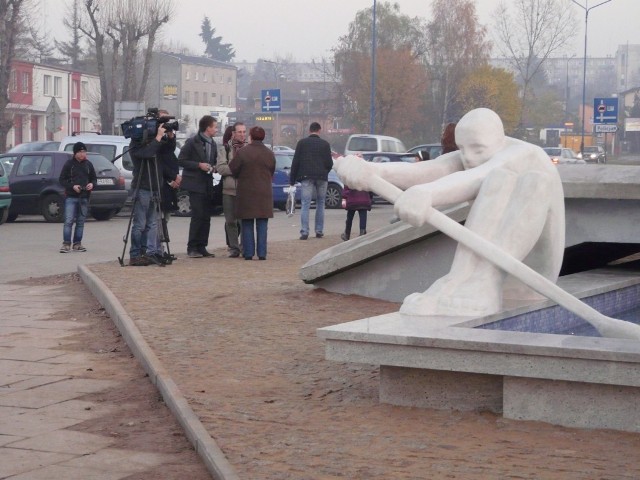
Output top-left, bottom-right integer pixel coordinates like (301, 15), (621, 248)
(59, 448), (170, 473)
(34, 399), (116, 421)
(380, 365), (503, 412)
(7, 465), (127, 480)
(0, 378), (118, 408)
(0, 447), (74, 478)
(0, 412), (82, 437)
(504, 377), (640, 433)
(7, 430), (115, 454)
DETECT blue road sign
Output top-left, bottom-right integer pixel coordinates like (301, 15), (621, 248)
(593, 97), (618, 124)
(261, 89), (281, 112)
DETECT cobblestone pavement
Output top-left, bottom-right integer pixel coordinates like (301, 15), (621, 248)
(87, 236), (640, 480)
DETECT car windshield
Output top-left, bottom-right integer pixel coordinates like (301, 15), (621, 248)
(275, 153), (293, 170)
(348, 137), (378, 152)
(583, 147), (599, 152)
(544, 148), (561, 156)
(9, 141), (60, 153)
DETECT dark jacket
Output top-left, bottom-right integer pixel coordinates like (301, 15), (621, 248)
(59, 157), (97, 198)
(290, 133), (333, 185)
(130, 138), (162, 192)
(229, 141), (275, 219)
(342, 186), (372, 210)
(178, 133), (217, 195)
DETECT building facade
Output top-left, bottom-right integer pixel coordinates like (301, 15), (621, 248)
(6, 60), (100, 149)
(146, 52), (237, 135)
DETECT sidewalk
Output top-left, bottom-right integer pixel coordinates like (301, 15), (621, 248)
(0, 281), (210, 479)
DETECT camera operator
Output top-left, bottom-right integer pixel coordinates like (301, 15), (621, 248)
(153, 109), (181, 262)
(178, 115), (218, 258)
(128, 123), (167, 267)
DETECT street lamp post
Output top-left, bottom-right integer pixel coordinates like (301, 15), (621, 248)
(264, 60), (284, 147)
(564, 54), (576, 147)
(570, 0), (612, 156)
(369, 0), (377, 135)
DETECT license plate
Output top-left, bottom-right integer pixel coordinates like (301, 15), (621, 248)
(97, 178), (114, 185)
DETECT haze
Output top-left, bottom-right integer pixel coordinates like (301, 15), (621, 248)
(42, 0), (640, 61)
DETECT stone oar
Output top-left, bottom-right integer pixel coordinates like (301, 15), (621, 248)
(368, 174), (640, 340)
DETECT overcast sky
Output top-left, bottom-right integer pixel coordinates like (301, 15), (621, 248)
(42, 0), (639, 62)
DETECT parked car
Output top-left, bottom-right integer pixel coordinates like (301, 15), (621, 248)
(543, 147), (586, 165)
(272, 152), (344, 210)
(344, 134), (406, 156)
(272, 145), (295, 152)
(407, 143), (443, 160)
(0, 161), (11, 224)
(0, 151), (127, 222)
(578, 145), (606, 163)
(7, 141), (60, 153)
(361, 152), (420, 163)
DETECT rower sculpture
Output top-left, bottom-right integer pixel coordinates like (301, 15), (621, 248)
(335, 108), (640, 340)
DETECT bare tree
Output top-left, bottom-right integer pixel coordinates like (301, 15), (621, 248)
(424, 0), (491, 129)
(0, 0), (28, 152)
(493, 0), (577, 126)
(55, 0), (86, 68)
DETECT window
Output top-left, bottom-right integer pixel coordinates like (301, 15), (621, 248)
(184, 91), (190, 104)
(21, 72), (30, 93)
(81, 81), (88, 100)
(43, 75), (52, 95)
(227, 76), (232, 84)
(202, 92), (207, 106)
(195, 71), (199, 81)
(203, 72), (207, 82)
(11, 71), (17, 92)
(186, 70), (190, 80)
(72, 80), (79, 100)
(219, 95), (223, 106)
(54, 77), (62, 97)
(211, 92), (216, 98)
(194, 92), (199, 105)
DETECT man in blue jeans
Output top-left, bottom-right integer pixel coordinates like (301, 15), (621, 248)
(59, 142), (97, 253)
(128, 124), (167, 266)
(290, 122), (333, 239)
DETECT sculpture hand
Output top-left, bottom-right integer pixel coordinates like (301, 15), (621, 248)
(334, 155), (375, 191)
(394, 185), (433, 228)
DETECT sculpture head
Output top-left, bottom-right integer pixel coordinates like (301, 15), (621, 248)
(456, 108), (507, 169)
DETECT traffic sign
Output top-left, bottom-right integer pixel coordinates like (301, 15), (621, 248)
(593, 97), (618, 124)
(261, 89), (281, 112)
(595, 124), (617, 133)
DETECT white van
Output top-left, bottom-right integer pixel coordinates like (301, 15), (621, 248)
(344, 134), (406, 156)
(59, 134), (133, 194)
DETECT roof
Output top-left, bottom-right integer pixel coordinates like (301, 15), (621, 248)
(158, 52), (236, 70)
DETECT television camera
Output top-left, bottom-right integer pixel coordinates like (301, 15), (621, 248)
(121, 107), (179, 142)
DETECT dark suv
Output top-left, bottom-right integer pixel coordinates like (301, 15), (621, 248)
(0, 151), (127, 222)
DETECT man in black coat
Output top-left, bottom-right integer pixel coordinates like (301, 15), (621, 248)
(290, 122), (333, 240)
(178, 115), (218, 257)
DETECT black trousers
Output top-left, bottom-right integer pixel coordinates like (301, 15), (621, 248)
(187, 191), (212, 250)
(345, 209), (367, 235)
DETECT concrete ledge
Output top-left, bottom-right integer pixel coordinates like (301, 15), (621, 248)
(318, 270), (640, 431)
(79, 265), (239, 480)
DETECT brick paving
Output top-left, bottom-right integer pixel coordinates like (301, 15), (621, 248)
(87, 236), (640, 480)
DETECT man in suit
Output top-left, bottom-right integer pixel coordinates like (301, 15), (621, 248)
(178, 115), (218, 258)
(290, 122), (334, 240)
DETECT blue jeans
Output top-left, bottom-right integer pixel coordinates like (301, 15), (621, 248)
(130, 189), (158, 258)
(300, 179), (327, 236)
(241, 218), (268, 259)
(63, 197), (89, 244)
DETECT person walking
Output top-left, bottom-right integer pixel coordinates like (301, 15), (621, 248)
(216, 122), (247, 257)
(229, 126), (275, 260)
(340, 186), (372, 241)
(178, 115), (218, 258)
(290, 122), (333, 240)
(58, 142), (96, 253)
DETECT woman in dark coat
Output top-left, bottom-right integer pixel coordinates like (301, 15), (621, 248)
(229, 126), (276, 260)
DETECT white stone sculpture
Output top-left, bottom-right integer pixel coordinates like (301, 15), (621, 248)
(335, 108), (565, 317)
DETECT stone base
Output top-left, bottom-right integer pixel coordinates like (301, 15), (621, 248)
(504, 377), (640, 432)
(380, 366), (503, 413)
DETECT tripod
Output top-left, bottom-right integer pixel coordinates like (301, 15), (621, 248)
(118, 149), (173, 267)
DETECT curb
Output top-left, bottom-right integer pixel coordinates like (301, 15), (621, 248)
(78, 265), (239, 480)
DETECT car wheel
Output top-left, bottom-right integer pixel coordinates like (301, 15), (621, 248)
(41, 193), (64, 222)
(325, 183), (343, 209)
(7, 213), (18, 222)
(91, 209), (116, 221)
(174, 190), (192, 217)
(0, 208), (7, 225)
